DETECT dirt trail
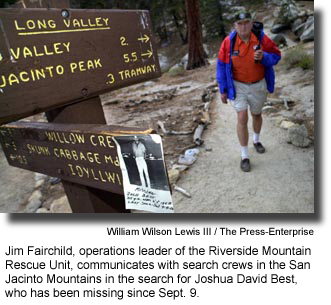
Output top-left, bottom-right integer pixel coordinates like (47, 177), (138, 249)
(172, 93), (314, 213)
(0, 19), (314, 213)
(0, 59), (314, 213)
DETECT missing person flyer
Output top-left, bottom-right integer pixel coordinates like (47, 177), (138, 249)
(113, 134), (174, 213)
(0, 0), (329, 304)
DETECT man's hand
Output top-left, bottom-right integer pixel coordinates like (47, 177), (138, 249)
(221, 93), (228, 104)
(254, 50), (264, 61)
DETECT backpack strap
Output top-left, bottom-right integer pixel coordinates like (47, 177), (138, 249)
(252, 21), (264, 44)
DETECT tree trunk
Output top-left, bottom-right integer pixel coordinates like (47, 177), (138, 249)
(185, 0), (207, 70)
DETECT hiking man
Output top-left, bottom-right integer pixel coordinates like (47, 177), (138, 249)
(216, 12), (281, 172)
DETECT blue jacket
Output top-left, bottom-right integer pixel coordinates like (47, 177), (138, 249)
(216, 30), (281, 100)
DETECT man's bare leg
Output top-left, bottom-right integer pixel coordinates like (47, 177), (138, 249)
(252, 112), (265, 153)
(252, 112), (262, 135)
(237, 110), (249, 147)
(237, 110), (251, 172)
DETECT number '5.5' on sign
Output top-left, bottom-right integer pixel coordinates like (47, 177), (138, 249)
(123, 52), (138, 63)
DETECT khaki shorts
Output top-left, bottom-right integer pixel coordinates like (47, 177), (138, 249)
(231, 79), (268, 114)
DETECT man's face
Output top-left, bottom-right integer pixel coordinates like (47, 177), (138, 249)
(234, 20), (253, 39)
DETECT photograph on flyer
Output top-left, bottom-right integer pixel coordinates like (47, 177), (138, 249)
(0, 0), (314, 213)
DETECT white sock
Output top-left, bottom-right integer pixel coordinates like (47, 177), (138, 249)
(241, 146), (249, 160)
(253, 132), (260, 144)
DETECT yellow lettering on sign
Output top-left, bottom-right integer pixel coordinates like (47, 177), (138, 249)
(63, 19), (70, 28)
(37, 19), (47, 29)
(67, 164), (121, 185)
(26, 20), (36, 29)
(56, 65), (64, 75)
(79, 152), (87, 162)
(95, 17), (102, 27)
(105, 171), (115, 184)
(23, 47), (33, 58)
(79, 61), (86, 72)
(26, 144), (50, 156)
(63, 18), (108, 28)
(11, 48), (20, 60)
(45, 66), (54, 77)
(118, 65), (156, 81)
(104, 155), (120, 166)
(80, 19), (88, 28)
(70, 62), (78, 73)
(49, 20), (56, 29)
(68, 164), (76, 176)
(14, 20), (25, 30)
(45, 131), (85, 144)
(90, 135), (115, 148)
(43, 46), (53, 56)
(0, 66), (65, 88)
(8, 74), (20, 86)
(53, 43), (63, 54)
(14, 19), (56, 31)
(10, 42), (71, 60)
(35, 69), (46, 80)
(69, 58), (102, 73)
(20, 72), (29, 82)
(106, 73), (115, 85)
(73, 19), (81, 28)
(9, 154), (28, 165)
(87, 19), (96, 27)
(53, 148), (101, 164)
(94, 59), (102, 68)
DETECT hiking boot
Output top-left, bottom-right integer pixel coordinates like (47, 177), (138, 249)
(253, 142), (266, 153)
(240, 158), (251, 172)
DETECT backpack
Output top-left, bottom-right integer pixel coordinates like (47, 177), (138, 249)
(252, 21), (264, 44)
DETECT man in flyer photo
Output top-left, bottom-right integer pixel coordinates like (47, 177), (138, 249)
(217, 11), (281, 172)
(132, 136), (151, 188)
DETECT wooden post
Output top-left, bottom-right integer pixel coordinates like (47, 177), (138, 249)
(23, 0), (125, 213)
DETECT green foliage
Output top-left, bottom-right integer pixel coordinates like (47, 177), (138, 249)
(298, 55), (314, 70)
(238, 0), (264, 9)
(284, 47), (314, 70)
(167, 64), (185, 76)
(200, 0), (226, 40)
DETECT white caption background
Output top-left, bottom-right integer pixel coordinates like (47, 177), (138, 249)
(0, 0), (329, 304)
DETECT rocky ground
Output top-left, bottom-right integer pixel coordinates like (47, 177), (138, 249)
(0, 0), (314, 213)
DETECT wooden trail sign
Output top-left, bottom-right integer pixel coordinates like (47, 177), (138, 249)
(0, 8), (161, 125)
(0, 121), (154, 195)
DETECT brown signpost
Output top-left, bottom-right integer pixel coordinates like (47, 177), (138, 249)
(0, 8), (161, 124)
(0, 1), (163, 213)
(0, 122), (154, 194)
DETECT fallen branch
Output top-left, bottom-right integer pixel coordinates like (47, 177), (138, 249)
(204, 100), (212, 112)
(201, 111), (211, 125)
(157, 121), (193, 135)
(283, 97), (290, 110)
(193, 123), (205, 146)
(173, 185), (192, 198)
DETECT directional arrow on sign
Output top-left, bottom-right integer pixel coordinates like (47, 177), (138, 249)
(138, 34), (150, 43)
(141, 50), (153, 58)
